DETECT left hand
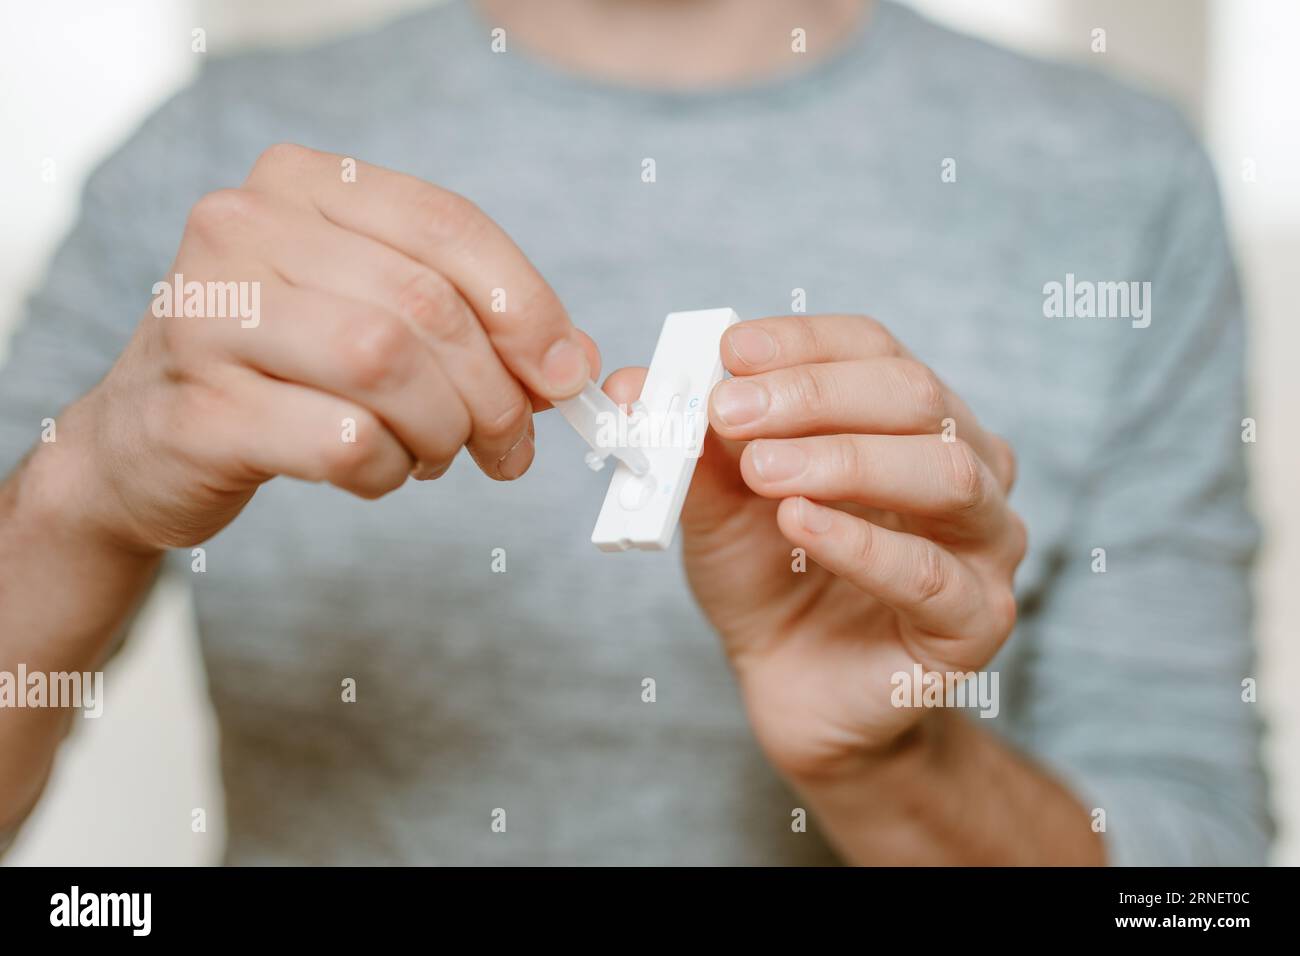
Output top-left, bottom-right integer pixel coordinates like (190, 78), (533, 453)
(607, 314), (1026, 781)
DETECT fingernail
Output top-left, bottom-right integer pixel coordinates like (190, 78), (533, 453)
(496, 431), (534, 480)
(727, 326), (777, 367)
(541, 338), (590, 396)
(798, 496), (833, 533)
(712, 379), (769, 427)
(411, 460), (450, 481)
(751, 440), (807, 482)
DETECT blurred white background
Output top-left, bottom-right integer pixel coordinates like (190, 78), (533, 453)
(2, 0), (1296, 865)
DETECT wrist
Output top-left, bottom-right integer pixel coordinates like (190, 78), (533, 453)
(786, 709), (947, 791)
(784, 711), (970, 865)
(19, 397), (162, 560)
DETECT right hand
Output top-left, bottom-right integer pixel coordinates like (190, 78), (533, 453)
(44, 143), (598, 553)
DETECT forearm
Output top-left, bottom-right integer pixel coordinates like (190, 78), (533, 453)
(0, 432), (160, 831)
(793, 709), (1106, 865)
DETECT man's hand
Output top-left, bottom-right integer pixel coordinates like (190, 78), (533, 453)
(610, 313), (1024, 775)
(608, 314), (1105, 864)
(43, 143), (598, 554)
(2, 143), (602, 835)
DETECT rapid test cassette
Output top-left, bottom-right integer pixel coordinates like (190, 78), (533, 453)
(585, 307), (739, 552)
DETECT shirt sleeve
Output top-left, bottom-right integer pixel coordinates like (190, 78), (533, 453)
(0, 87), (206, 479)
(1018, 134), (1271, 865)
(0, 83), (229, 857)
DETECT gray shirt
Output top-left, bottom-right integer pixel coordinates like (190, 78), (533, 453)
(0, 0), (1269, 864)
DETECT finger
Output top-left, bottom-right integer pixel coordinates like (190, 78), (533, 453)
(714, 347), (1014, 492)
(776, 496), (992, 637)
(602, 366), (646, 408)
(243, 144), (593, 401)
(536, 328), (601, 412)
(180, 185), (598, 418)
(720, 314), (905, 375)
(215, 282), (472, 476)
(710, 357), (954, 440)
(219, 368), (415, 499)
(246, 203), (535, 479)
(742, 434), (1007, 540)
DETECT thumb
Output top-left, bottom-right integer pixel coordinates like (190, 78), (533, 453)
(530, 328), (603, 412)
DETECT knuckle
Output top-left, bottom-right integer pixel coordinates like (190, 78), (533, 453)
(993, 587), (1019, 635)
(478, 397), (530, 445)
(825, 435), (864, 482)
(395, 269), (470, 343)
(913, 543), (949, 604)
(508, 283), (561, 328)
(848, 518), (878, 572)
(413, 187), (484, 246)
(339, 313), (412, 391)
(320, 429), (368, 478)
(320, 420), (381, 483)
(186, 189), (260, 245)
(788, 364), (831, 413)
(942, 439), (985, 513)
(897, 359), (946, 428)
(253, 142), (313, 175)
(852, 314), (895, 352)
(789, 315), (823, 355)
